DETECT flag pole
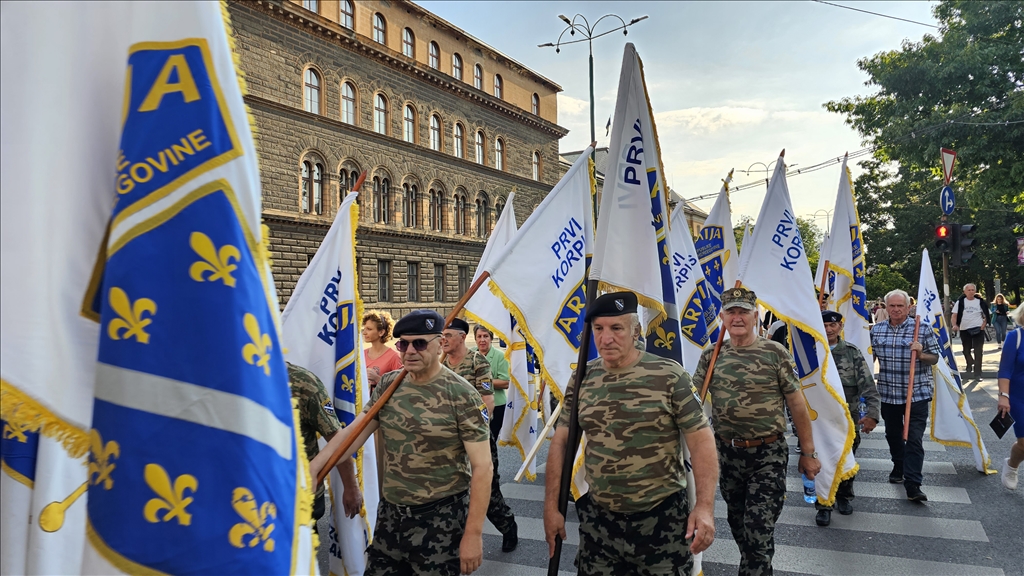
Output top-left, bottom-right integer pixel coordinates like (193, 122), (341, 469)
(315, 270), (491, 485)
(699, 280), (742, 403)
(817, 260), (830, 309)
(902, 314), (922, 441)
(514, 398), (562, 482)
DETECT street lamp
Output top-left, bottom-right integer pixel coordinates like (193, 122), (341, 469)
(812, 208), (835, 237)
(739, 160), (797, 190)
(539, 12), (648, 216)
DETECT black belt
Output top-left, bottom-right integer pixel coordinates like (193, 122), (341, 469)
(716, 434), (781, 448)
(385, 490), (467, 517)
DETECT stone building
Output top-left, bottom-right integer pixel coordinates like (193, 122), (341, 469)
(227, 0), (567, 316)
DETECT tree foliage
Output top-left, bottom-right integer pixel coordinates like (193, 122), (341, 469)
(826, 0), (1024, 302)
(865, 264), (912, 302)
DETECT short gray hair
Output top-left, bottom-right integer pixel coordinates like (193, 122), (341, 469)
(1010, 304), (1024, 326)
(963, 283), (976, 291)
(884, 289), (910, 306)
(628, 313), (642, 337)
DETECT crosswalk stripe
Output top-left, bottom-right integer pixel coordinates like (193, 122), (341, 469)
(485, 514), (579, 546)
(474, 560), (575, 576)
(787, 456), (958, 474)
(782, 476), (971, 503)
(787, 436), (946, 452)
(762, 502), (989, 542)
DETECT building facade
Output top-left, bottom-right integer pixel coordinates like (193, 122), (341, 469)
(227, 0), (567, 316)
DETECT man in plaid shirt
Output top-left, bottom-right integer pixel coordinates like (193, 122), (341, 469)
(870, 289), (940, 502)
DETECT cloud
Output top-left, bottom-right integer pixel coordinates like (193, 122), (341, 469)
(557, 93), (588, 117)
(654, 106), (831, 135)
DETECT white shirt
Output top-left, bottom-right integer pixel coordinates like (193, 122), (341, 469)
(953, 297), (984, 330)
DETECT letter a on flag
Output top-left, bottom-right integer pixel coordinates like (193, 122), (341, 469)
(916, 250), (995, 474)
(669, 202), (721, 373)
(281, 191), (381, 575)
(736, 158), (858, 505)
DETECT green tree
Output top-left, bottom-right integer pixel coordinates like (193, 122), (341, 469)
(797, 217), (824, 275)
(866, 264), (912, 302)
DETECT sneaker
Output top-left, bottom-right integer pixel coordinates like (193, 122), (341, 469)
(815, 509), (831, 526)
(906, 483), (928, 502)
(888, 465), (904, 484)
(1002, 458), (1019, 490)
(836, 498), (853, 515)
(501, 521), (519, 552)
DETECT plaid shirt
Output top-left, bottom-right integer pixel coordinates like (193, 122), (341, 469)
(870, 316), (941, 404)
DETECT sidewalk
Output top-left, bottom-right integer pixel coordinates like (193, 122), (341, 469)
(951, 336), (1005, 400)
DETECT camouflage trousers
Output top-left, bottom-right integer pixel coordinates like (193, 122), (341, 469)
(575, 490), (694, 576)
(487, 432), (516, 535)
(816, 430), (861, 510)
(718, 436), (789, 576)
(366, 490), (468, 576)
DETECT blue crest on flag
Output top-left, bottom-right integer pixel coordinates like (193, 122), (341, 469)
(695, 226), (727, 315)
(790, 326), (821, 379)
(848, 225), (871, 323)
(921, 286), (962, 391)
(680, 278), (720, 347)
(87, 40), (298, 574)
(1, 419), (39, 488)
(644, 167), (683, 365)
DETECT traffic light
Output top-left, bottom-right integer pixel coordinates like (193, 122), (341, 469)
(958, 223), (976, 266)
(934, 223), (952, 253)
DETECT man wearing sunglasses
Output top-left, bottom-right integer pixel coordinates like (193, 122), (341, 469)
(311, 310), (492, 576)
(442, 318), (519, 553)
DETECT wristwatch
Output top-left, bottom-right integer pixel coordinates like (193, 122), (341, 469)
(1000, 392), (1011, 399)
(801, 451), (818, 459)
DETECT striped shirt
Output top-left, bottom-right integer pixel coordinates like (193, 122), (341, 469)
(870, 316), (941, 404)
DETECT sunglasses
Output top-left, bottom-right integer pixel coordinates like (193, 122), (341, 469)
(395, 335), (441, 353)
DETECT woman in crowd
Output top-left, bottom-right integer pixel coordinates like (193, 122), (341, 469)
(997, 304), (1024, 491)
(993, 294), (1010, 349)
(362, 310), (403, 392)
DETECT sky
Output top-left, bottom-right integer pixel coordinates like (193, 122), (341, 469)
(417, 0), (940, 233)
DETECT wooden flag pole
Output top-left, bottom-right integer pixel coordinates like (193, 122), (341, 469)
(699, 280), (743, 404)
(316, 270), (491, 485)
(902, 315), (922, 441)
(817, 260), (830, 310)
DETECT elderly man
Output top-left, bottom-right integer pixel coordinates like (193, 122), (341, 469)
(693, 287), (820, 576)
(311, 310), (492, 576)
(814, 311), (880, 527)
(870, 289), (940, 502)
(443, 318), (518, 552)
(951, 283), (990, 377)
(544, 292), (718, 575)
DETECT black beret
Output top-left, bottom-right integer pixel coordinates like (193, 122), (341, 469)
(393, 310), (445, 338)
(446, 318), (470, 333)
(586, 291), (638, 322)
(821, 310), (843, 323)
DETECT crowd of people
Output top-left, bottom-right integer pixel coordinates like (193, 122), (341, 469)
(284, 284), (1020, 576)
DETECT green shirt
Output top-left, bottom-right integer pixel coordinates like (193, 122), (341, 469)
(287, 362), (342, 499)
(364, 367), (490, 505)
(475, 345), (510, 407)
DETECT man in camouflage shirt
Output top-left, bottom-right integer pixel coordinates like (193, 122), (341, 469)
(288, 362), (362, 523)
(693, 287), (821, 576)
(311, 310), (492, 576)
(442, 318), (519, 552)
(544, 292), (719, 575)
(814, 311), (880, 526)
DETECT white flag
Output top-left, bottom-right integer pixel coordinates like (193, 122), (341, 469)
(696, 174), (740, 315)
(669, 202), (721, 373)
(503, 320), (540, 481)
(281, 191), (380, 575)
(463, 192), (519, 343)
(915, 250), (996, 474)
(740, 220), (753, 258)
(825, 157), (872, 364)
(737, 157), (858, 504)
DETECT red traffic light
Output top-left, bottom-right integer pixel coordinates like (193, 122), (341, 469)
(935, 223), (952, 253)
(936, 224), (950, 238)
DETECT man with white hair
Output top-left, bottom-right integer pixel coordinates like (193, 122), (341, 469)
(951, 283), (990, 377)
(869, 289), (941, 501)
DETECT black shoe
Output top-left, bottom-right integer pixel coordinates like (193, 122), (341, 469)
(889, 466), (904, 484)
(815, 509), (831, 526)
(501, 522), (519, 552)
(836, 499), (853, 515)
(906, 484), (928, 502)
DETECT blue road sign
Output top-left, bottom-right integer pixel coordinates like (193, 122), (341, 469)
(941, 185), (955, 215)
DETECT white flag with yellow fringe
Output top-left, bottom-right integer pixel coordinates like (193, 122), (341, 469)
(736, 157), (858, 504)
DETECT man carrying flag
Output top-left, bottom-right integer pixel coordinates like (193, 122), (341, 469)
(543, 292), (718, 574)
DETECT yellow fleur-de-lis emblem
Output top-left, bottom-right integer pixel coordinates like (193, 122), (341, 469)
(654, 325), (676, 350)
(242, 313), (272, 376)
(143, 463), (198, 526)
(88, 430), (120, 490)
(340, 374), (354, 393)
(229, 487), (277, 552)
(107, 287), (156, 344)
(661, 243), (670, 266)
(189, 231), (241, 287)
(3, 420), (28, 443)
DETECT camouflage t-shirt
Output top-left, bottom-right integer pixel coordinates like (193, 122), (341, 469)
(364, 366), (490, 506)
(445, 350), (493, 397)
(558, 352), (710, 513)
(832, 339), (881, 422)
(288, 363), (342, 498)
(692, 338), (800, 439)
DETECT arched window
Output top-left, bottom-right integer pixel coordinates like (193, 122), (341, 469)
(454, 123), (465, 159)
(532, 151), (540, 181)
(402, 28), (415, 58)
(453, 191), (467, 235)
(452, 53), (463, 80)
(312, 163), (323, 214)
(475, 192), (490, 237)
(339, 0), (353, 29)
(495, 196), (506, 220)
(430, 115), (441, 151)
(403, 104), (416, 143)
(302, 0), (318, 14)
(341, 82), (356, 125)
(474, 64), (483, 90)
(301, 161), (311, 213)
(428, 189), (439, 231)
(475, 131), (484, 165)
(495, 138), (505, 171)
(532, 93), (540, 115)
(402, 184), (417, 227)
(303, 68), (320, 114)
(373, 13), (386, 45)
(374, 93), (388, 135)
(372, 176), (391, 224)
(493, 74), (503, 99)
(428, 41), (440, 69)
(339, 168), (350, 204)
